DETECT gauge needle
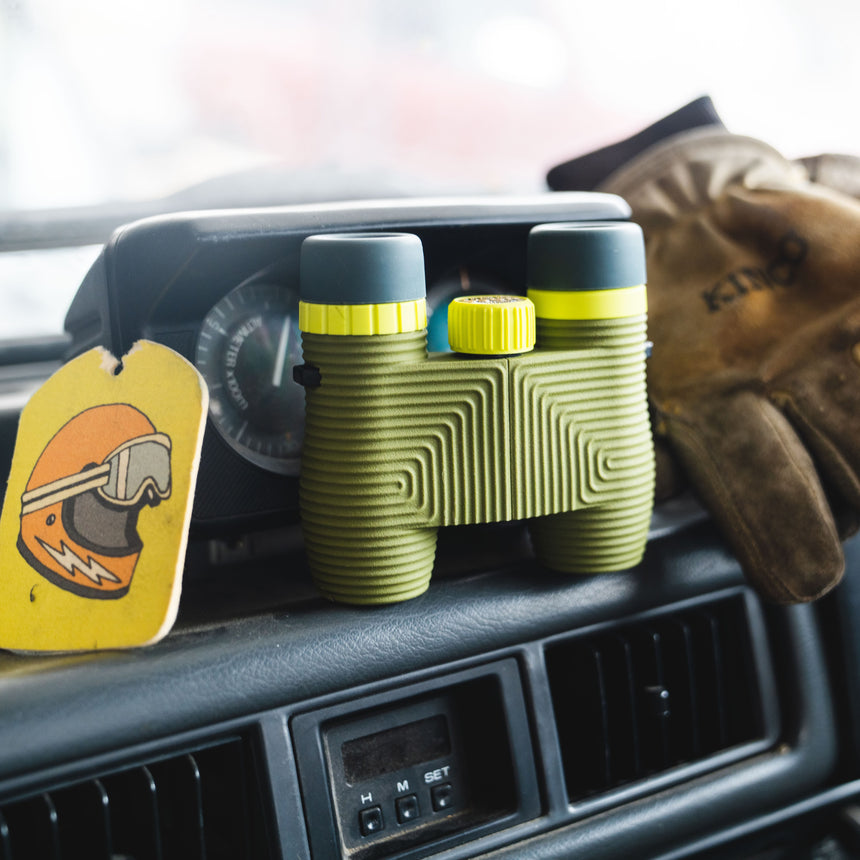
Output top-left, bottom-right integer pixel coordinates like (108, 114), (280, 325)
(272, 316), (291, 387)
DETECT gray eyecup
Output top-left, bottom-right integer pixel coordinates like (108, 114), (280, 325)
(300, 232), (427, 305)
(527, 222), (646, 292)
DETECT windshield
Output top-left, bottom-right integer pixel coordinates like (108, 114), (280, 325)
(1, 0), (858, 337)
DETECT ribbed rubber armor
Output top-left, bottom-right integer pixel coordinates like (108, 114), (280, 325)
(300, 331), (438, 604)
(528, 315), (654, 572)
(299, 316), (655, 604)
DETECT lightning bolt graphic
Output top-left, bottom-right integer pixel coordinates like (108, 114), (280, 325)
(35, 539), (121, 585)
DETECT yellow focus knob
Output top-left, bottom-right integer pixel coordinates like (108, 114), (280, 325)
(447, 296), (536, 356)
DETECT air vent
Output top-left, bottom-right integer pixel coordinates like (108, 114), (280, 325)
(545, 595), (768, 803)
(0, 735), (273, 860)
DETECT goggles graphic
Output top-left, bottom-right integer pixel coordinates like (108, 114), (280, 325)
(21, 433), (172, 515)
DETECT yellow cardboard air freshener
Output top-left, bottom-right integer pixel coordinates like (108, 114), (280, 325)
(0, 341), (208, 651)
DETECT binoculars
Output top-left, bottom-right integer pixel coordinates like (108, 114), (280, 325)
(294, 223), (655, 605)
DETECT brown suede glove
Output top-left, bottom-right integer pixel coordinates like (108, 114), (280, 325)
(597, 128), (860, 604)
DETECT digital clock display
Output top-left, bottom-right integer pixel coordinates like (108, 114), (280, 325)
(341, 714), (451, 785)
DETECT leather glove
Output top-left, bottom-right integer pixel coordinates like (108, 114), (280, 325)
(799, 153), (860, 200)
(570, 127), (860, 603)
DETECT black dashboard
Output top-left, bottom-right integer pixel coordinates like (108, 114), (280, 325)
(0, 194), (858, 860)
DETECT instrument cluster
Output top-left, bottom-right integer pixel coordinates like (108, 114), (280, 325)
(64, 193), (630, 530)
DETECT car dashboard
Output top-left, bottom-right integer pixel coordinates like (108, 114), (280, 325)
(0, 193), (858, 860)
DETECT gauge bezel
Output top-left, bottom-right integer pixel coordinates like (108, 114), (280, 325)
(195, 281), (304, 476)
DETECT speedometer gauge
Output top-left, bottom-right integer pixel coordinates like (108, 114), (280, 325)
(195, 282), (305, 475)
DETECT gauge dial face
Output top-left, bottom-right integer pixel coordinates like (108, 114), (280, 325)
(195, 282), (304, 475)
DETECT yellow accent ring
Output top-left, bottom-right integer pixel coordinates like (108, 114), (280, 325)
(447, 295), (535, 355)
(527, 284), (647, 320)
(299, 299), (427, 336)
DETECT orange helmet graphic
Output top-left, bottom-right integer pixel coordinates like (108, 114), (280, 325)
(18, 404), (171, 600)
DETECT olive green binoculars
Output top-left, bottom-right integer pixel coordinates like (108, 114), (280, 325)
(294, 223), (655, 605)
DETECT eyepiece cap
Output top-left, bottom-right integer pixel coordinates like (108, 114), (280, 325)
(300, 232), (426, 304)
(528, 222), (646, 292)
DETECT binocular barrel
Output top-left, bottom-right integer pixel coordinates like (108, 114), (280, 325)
(525, 224), (653, 574)
(296, 224), (654, 605)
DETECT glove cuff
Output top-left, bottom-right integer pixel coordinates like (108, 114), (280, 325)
(546, 95), (724, 192)
(598, 128), (809, 230)
(798, 153), (860, 200)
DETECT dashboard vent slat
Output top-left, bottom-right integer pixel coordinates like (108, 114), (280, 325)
(691, 610), (729, 751)
(601, 635), (641, 784)
(0, 810), (10, 860)
(0, 735), (272, 860)
(101, 765), (163, 860)
(53, 778), (112, 859)
(149, 754), (206, 860)
(546, 595), (766, 803)
(630, 627), (670, 773)
(2, 794), (61, 860)
(666, 620), (701, 761)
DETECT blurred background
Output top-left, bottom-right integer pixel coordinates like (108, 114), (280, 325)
(1, 0), (859, 335)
